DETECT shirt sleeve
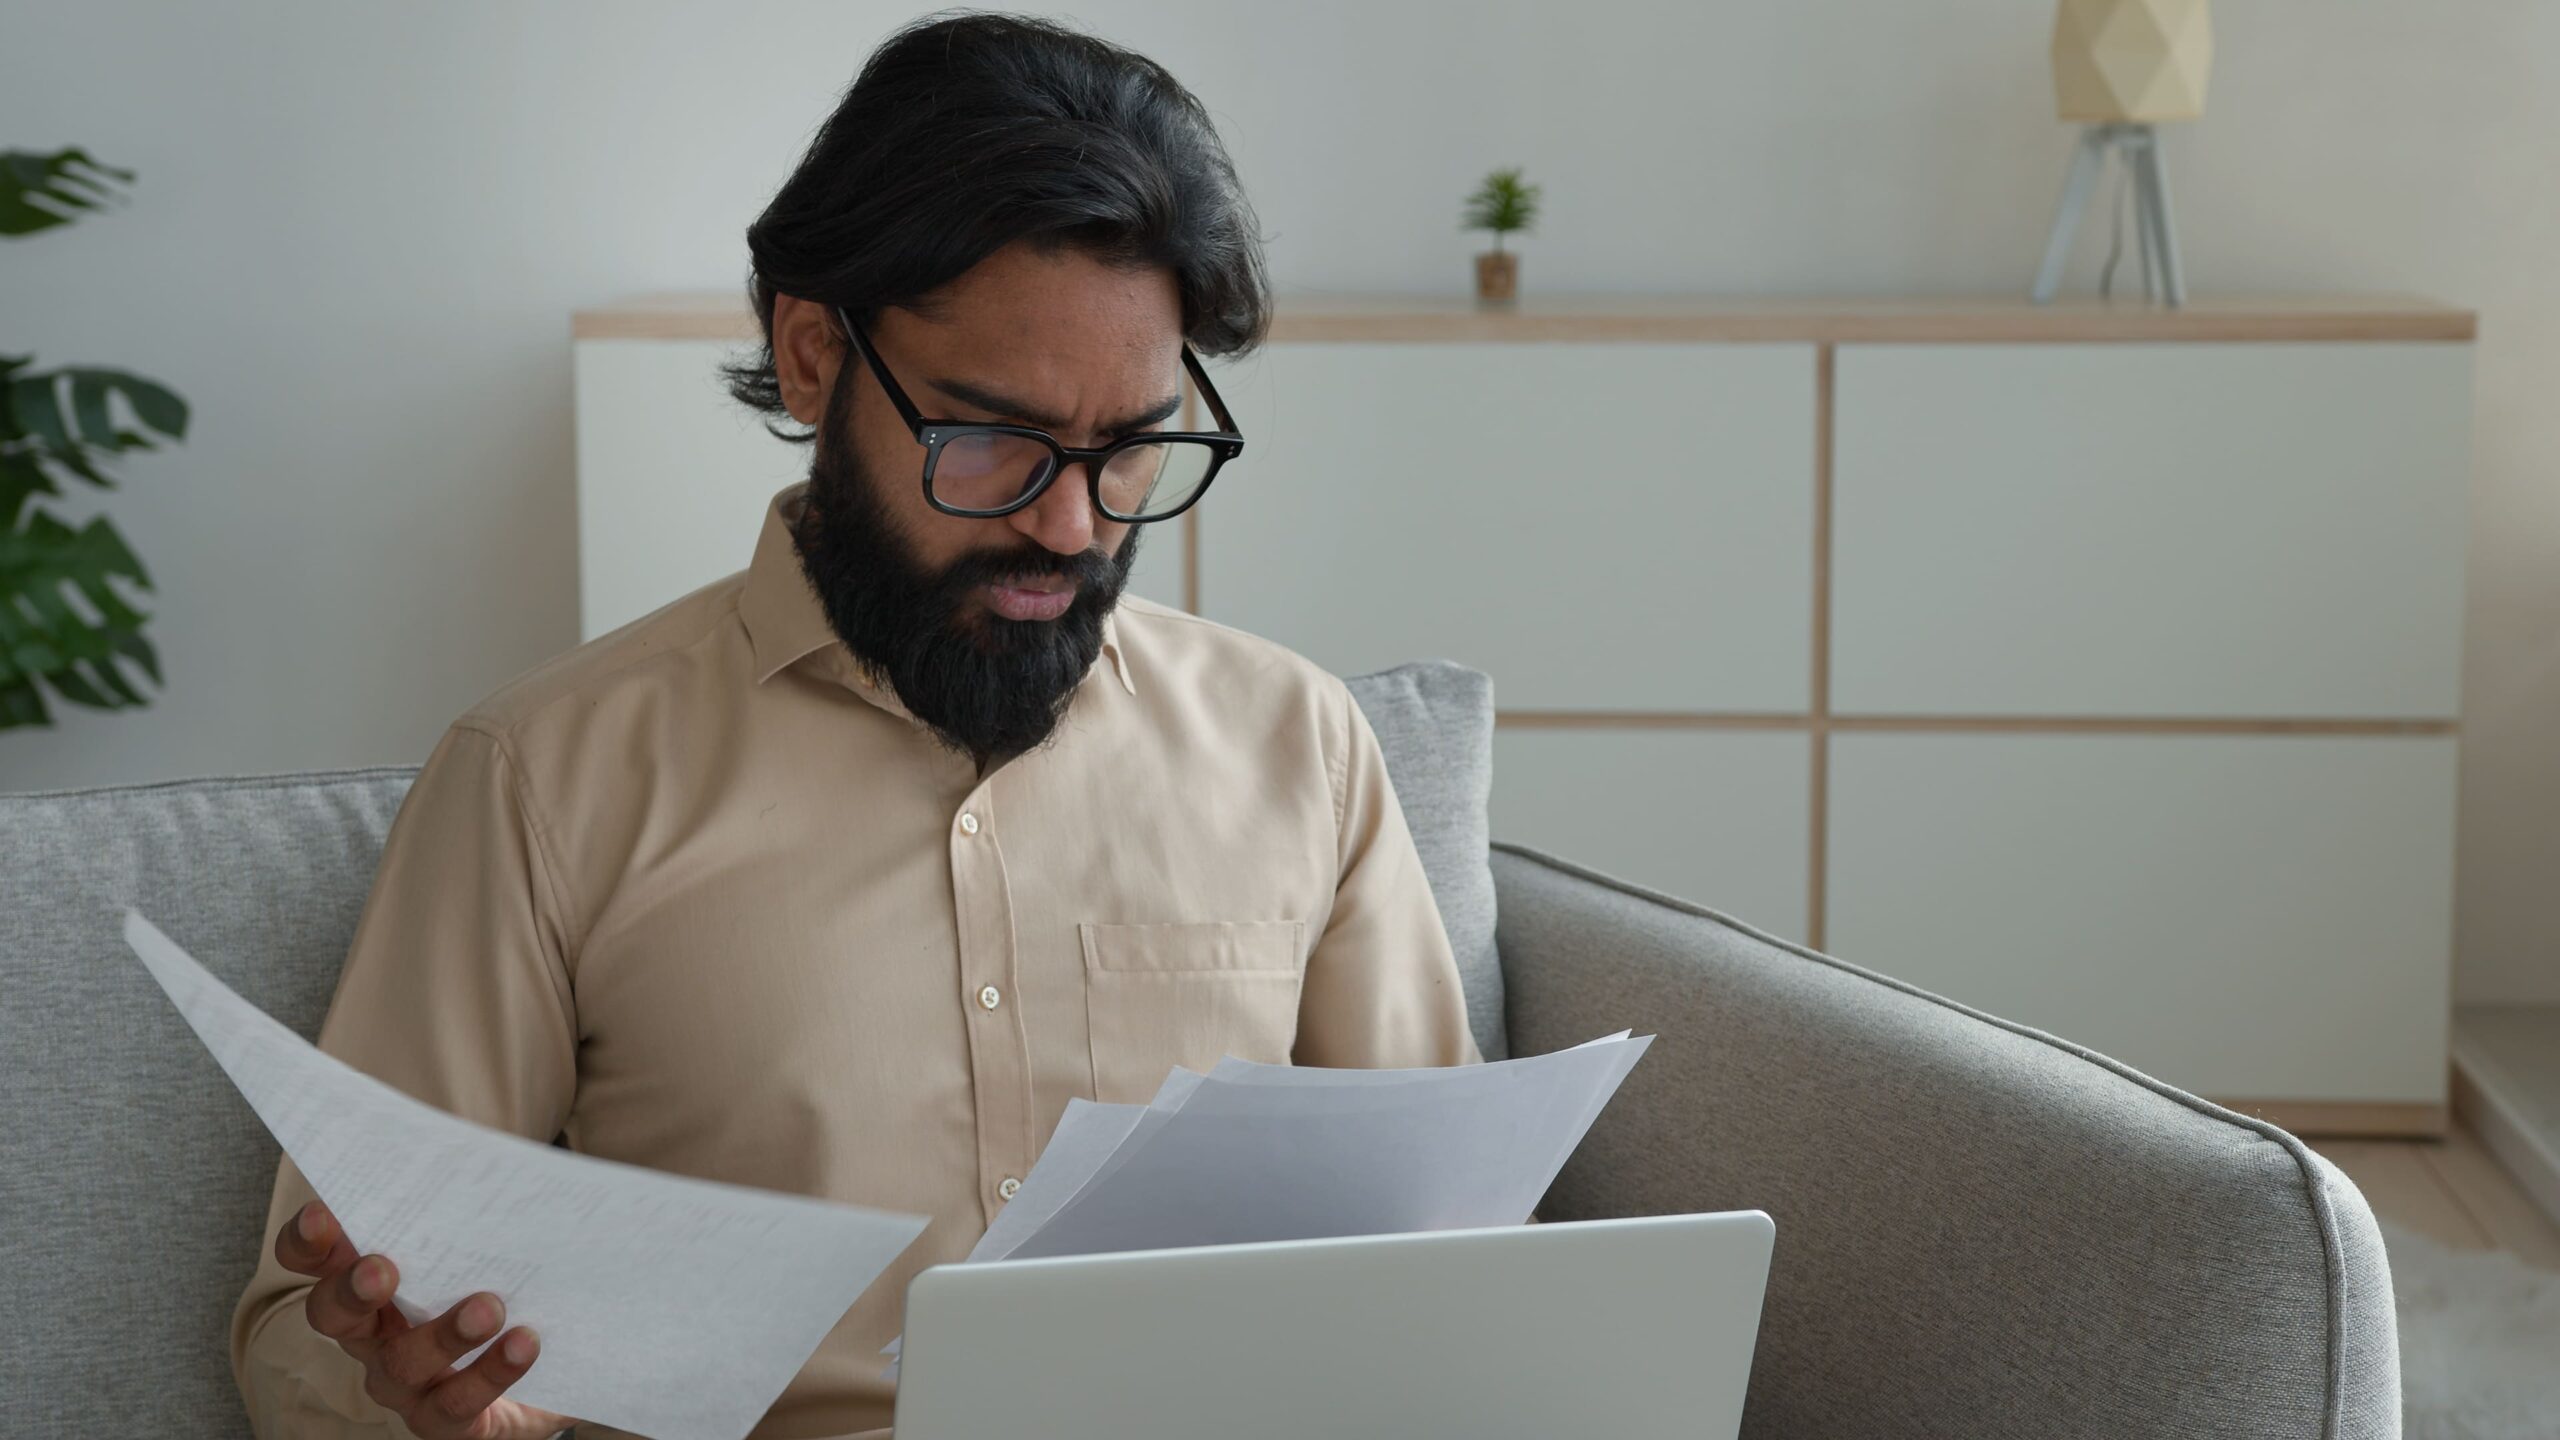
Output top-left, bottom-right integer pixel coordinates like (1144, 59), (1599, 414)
(1292, 682), (1483, 1070)
(230, 720), (580, 1438)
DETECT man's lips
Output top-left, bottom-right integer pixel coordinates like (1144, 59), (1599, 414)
(984, 578), (1078, 622)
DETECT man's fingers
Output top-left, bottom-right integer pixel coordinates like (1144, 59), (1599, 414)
(377, 1292), (510, 1394)
(274, 1201), (356, 1278)
(273, 1206), (543, 1438)
(305, 1252), (403, 1344)
(413, 1326), (543, 1438)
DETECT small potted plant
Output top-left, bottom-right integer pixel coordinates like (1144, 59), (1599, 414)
(1462, 166), (1540, 304)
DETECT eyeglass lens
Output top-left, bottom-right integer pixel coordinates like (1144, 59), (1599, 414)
(929, 432), (1218, 520)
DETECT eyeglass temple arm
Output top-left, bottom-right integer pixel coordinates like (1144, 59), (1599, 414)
(832, 305), (930, 430)
(1179, 348), (1242, 438)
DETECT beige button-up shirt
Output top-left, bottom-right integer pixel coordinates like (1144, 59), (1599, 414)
(231, 484), (1479, 1439)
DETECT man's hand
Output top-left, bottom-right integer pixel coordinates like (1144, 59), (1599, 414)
(274, 1200), (573, 1440)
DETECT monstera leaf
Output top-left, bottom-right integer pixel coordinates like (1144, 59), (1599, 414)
(2, 356), (189, 520)
(2, 146), (187, 729)
(0, 359), (183, 727)
(0, 147), (136, 238)
(0, 509), (160, 728)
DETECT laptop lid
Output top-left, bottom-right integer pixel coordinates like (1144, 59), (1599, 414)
(894, 1211), (1774, 1440)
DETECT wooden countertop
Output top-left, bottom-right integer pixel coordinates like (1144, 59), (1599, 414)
(575, 291), (2475, 345)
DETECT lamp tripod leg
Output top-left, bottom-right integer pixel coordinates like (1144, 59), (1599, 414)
(2031, 128), (2107, 305)
(2128, 133), (2161, 303)
(2135, 128), (2187, 307)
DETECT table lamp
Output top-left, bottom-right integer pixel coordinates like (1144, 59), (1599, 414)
(2029, 0), (2213, 307)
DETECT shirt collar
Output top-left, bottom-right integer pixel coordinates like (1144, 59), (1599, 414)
(738, 482), (1136, 698)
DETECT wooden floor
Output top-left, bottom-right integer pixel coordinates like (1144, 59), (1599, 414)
(2311, 1124), (2560, 1269)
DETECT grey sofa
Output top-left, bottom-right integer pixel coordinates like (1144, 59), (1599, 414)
(3, 685), (2398, 1437)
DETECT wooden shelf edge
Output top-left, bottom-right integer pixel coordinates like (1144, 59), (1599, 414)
(575, 292), (2478, 346)
(575, 299), (762, 342)
(1271, 306), (2476, 346)
(1496, 711), (1808, 730)
(1828, 714), (2459, 737)
(1490, 712), (2457, 736)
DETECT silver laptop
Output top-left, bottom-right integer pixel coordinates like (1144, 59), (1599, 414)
(893, 1211), (1775, 1440)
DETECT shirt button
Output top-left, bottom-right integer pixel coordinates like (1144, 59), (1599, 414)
(998, 1177), (1022, 1200)
(977, 984), (1002, 1011)
(958, 812), (980, 836)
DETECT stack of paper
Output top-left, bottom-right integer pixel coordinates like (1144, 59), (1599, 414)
(883, 1031), (1649, 1377)
(121, 912), (932, 1440)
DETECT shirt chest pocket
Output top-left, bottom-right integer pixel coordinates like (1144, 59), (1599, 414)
(1078, 919), (1309, 1105)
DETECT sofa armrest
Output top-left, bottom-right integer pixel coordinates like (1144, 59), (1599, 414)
(1492, 844), (2397, 1440)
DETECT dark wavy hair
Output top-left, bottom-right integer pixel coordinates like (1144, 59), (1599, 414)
(721, 9), (1271, 441)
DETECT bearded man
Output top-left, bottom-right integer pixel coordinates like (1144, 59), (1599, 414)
(230, 12), (1475, 1439)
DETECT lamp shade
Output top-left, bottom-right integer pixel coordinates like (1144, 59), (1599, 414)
(2052, 0), (2212, 123)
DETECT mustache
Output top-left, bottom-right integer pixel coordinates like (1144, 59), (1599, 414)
(936, 542), (1121, 596)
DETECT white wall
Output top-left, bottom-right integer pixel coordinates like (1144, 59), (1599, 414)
(4, 1), (2552, 1002)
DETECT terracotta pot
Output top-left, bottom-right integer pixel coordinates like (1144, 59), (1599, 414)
(1474, 250), (1519, 303)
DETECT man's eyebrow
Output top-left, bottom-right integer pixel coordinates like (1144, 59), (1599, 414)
(922, 375), (1184, 437)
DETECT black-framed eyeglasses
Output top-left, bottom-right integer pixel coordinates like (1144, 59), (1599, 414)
(833, 304), (1244, 524)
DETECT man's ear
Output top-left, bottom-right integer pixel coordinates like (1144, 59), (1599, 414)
(772, 294), (842, 427)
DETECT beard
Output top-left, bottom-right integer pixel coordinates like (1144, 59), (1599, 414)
(789, 395), (1139, 765)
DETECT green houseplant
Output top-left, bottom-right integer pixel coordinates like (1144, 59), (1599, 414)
(1, 146), (187, 730)
(1461, 166), (1541, 304)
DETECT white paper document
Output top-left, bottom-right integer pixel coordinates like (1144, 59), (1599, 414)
(997, 1031), (1650, 1261)
(882, 1027), (1650, 1376)
(121, 912), (929, 1440)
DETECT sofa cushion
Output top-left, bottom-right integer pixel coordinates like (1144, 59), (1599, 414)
(1344, 661), (1504, 1060)
(0, 767), (415, 1440)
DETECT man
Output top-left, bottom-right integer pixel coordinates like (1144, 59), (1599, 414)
(230, 13), (1477, 1439)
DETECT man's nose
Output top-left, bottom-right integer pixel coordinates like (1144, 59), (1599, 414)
(1008, 459), (1099, 556)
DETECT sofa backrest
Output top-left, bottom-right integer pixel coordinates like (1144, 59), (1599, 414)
(1341, 660), (1505, 1061)
(1, 767), (415, 1438)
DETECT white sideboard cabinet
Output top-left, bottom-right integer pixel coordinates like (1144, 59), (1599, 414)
(574, 293), (2474, 1135)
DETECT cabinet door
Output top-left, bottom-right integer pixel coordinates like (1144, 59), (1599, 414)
(1825, 731), (2457, 1103)
(1492, 728), (1810, 942)
(1200, 343), (1818, 712)
(1831, 343), (2471, 718)
(573, 339), (1185, 640)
